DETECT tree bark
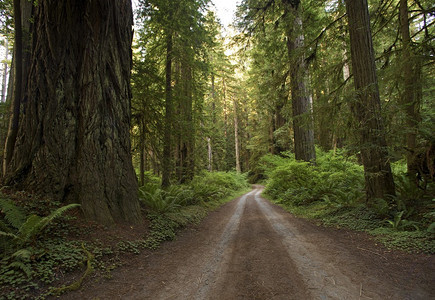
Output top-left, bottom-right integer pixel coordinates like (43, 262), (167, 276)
(283, 0), (316, 163)
(161, 32), (173, 188)
(399, 0), (421, 175)
(5, 0), (141, 224)
(3, 0), (23, 176)
(345, 0), (396, 201)
(3, 0), (33, 176)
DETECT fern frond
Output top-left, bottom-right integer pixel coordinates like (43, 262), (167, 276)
(11, 248), (32, 261)
(18, 215), (42, 244)
(8, 261), (32, 278)
(17, 204), (80, 245)
(38, 204), (81, 232)
(0, 219), (12, 233)
(0, 231), (18, 239)
(0, 198), (26, 230)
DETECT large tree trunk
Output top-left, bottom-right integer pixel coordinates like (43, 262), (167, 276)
(283, 0), (316, 164)
(161, 32), (173, 188)
(345, 0), (396, 201)
(5, 0), (141, 225)
(399, 0), (421, 175)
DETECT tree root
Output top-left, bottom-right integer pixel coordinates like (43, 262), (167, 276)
(50, 243), (94, 296)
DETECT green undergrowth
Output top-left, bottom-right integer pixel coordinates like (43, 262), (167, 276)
(138, 171), (250, 250)
(256, 148), (435, 254)
(0, 171), (250, 299)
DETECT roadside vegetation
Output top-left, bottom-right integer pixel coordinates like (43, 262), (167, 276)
(252, 148), (435, 254)
(0, 171), (249, 299)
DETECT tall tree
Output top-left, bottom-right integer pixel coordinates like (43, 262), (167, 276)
(399, 0), (421, 175)
(345, 0), (395, 201)
(2, 0), (23, 176)
(162, 31), (173, 187)
(4, 0), (141, 224)
(282, 0), (316, 163)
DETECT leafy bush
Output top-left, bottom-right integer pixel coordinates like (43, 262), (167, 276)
(139, 171), (249, 211)
(0, 199), (80, 252)
(139, 186), (185, 214)
(249, 153), (293, 183)
(264, 149), (364, 207)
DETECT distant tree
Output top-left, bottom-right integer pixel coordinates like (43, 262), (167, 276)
(4, 0), (141, 224)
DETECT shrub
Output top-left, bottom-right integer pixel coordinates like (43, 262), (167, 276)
(264, 149), (364, 207)
(139, 171), (249, 211)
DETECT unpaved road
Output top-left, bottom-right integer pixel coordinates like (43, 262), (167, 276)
(66, 187), (434, 299)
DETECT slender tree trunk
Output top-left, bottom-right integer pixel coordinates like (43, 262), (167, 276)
(207, 137), (212, 172)
(399, 0), (421, 175)
(269, 114), (275, 154)
(139, 119), (145, 187)
(233, 99), (241, 173)
(179, 63), (194, 183)
(5, 0), (141, 224)
(1, 39), (8, 103)
(208, 72), (216, 172)
(345, 0), (396, 201)
(5, 49), (14, 105)
(162, 32), (173, 188)
(283, 0), (316, 163)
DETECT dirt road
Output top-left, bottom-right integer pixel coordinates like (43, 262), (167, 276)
(66, 187), (434, 299)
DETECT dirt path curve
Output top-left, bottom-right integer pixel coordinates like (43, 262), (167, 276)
(65, 186), (434, 299)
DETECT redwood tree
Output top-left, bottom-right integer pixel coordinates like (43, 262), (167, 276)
(345, 0), (396, 201)
(282, 0), (316, 164)
(4, 0), (141, 224)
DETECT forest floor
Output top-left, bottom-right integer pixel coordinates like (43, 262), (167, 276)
(61, 186), (434, 300)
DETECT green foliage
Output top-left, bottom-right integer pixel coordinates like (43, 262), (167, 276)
(369, 227), (435, 254)
(139, 171), (249, 212)
(0, 198), (27, 230)
(264, 149), (364, 207)
(190, 171), (249, 204)
(139, 187), (181, 214)
(1, 203), (80, 250)
(0, 199), (83, 299)
(262, 148), (434, 253)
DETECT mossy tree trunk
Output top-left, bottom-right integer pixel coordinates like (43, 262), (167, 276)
(345, 0), (396, 201)
(399, 0), (422, 175)
(4, 0), (141, 225)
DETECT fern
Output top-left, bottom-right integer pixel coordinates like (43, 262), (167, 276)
(18, 204), (80, 246)
(0, 198), (26, 230)
(17, 215), (43, 245)
(1, 203), (80, 248)
(0, 219), (12, 233)
(8, 261), (32, 278)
